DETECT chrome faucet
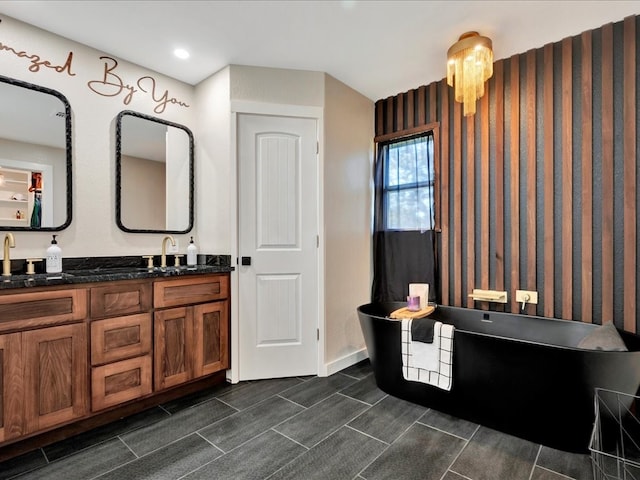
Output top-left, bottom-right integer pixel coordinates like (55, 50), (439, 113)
(3, 233), (15, 276)
(160, 235), (176, 268)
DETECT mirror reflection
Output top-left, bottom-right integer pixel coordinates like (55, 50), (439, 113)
(116, 110), (194, 233)
(0, 75), (72, 231)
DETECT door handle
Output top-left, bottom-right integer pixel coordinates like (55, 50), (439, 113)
(241, 256), (252, 266)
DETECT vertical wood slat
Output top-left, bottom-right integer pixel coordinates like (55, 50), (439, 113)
(480, 87), (490, 296)
(375, 101), (384, 137)
(429, 83), (437, 124)
(526, 49), (537, 315)
(494, 61), (505, 302)
(440, 81), (450, 306)
(543, 43), (555, 318)
(466, 114), (475, 308)
(510, 55), (521, 313)
(406, 90), (414, 129)
(432, 84), (440, 232)
(418, 86), (426, 126)
(385, 97), (394, 135)
(453, 99), (463, 306)
(561, 37), (573, 320)
(601, 23), (614, 324)
(581, 31), (593, 323)
(623, 16), (636, 332)
(396, 94), (405, 132)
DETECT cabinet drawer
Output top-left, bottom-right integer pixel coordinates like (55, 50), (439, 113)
(154, 274), (229, 308)
(0, 288), (87, 333)
(91, 355), (152, 411)
(90, 282), (152, 319)
(91, 313), (152, 366)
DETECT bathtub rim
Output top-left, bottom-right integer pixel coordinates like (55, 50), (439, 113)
(357, 301), (638, 352)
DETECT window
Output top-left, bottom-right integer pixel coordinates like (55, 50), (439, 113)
(380, 133), (435, 231)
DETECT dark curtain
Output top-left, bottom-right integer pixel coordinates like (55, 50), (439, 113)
(371, 134), (438, 303)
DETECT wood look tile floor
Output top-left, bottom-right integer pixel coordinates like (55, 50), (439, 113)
(0, 360), (594, 480)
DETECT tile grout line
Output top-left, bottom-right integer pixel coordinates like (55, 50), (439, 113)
(344, 424), (391, 446)
(353, 409), (428, 479)
(415, 419), (476, 442)
(438, 423), (481, 480)
(535, 464), (580, 480)
(268, 427), (310, 451)
(528, 444), (543, 480)
(275, 393), (308, 409)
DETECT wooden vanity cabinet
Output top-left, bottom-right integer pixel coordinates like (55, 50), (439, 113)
(0, 272), (230, 458)
(0, 288), (88, 440)
(154, 274), (230, 391)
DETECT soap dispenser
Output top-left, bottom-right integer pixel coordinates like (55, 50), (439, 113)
(187, 236), (198, 266)
(46, 234), (62, 273)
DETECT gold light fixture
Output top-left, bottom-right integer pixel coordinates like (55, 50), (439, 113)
(447, 31), (493, 116)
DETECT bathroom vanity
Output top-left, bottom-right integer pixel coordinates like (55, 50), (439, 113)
(0, 265), (231, 460)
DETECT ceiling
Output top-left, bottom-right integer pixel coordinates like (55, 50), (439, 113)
(1, 1), (639, 101)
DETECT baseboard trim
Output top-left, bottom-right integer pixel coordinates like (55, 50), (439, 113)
(323, 348), (369, 377)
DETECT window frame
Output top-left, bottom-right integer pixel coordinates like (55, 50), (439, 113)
(381, 133), (435, 231)
(374, 122), (440, 232)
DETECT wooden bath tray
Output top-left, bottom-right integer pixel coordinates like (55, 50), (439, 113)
(389, 305), (435, 319)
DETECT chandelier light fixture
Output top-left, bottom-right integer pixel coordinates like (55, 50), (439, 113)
(446, 31), (493, 116)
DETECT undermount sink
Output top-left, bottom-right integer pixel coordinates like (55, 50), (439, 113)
(1, 272), (76, 282)
(66, 266), (153, 275)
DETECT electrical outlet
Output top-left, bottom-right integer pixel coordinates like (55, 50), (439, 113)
(167, 240), (179, 254)
(515, 290), (538, 305)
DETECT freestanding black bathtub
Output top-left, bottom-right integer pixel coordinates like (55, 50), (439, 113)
(357, 302), (640, 453)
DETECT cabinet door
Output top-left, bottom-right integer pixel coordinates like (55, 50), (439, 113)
(0, 333), (22, 442)
(193, 301), (229, 378)
(154, 307), (194, 391)
(23, 323), (88, 433)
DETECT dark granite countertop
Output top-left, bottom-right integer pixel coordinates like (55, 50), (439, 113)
(0, 254), (234, 290)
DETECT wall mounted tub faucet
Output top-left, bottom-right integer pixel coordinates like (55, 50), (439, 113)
(515, 290), (539, 311)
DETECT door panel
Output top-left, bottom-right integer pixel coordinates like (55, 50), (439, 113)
(0, 333), (22, 442)
(193, 301), (229, 377)
(256, 274), (301, 345)
(23, 323), (87, 433)
(154, 307), (193, 390)
(238, 113), (318, 380)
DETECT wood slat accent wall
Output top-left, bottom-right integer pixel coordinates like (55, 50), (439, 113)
(374, 15), (640, 331)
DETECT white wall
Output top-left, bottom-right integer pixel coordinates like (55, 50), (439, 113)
(323, 74), (374, 372)
(230, 65), (324, 107)
(193, 66), (231, 253)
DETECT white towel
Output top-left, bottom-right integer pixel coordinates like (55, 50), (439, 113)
(401, 319), (455, 391)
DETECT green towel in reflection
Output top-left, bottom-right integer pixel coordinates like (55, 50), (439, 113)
(30, 195), (41, 228)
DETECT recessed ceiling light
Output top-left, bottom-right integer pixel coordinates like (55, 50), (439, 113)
(174, 48), (190, 60)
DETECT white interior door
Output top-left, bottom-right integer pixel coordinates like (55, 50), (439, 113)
(238, 113), (319, 380)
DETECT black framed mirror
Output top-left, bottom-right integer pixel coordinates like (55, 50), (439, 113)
(0, 75), (72, 231)
(116, 110), (194, 234)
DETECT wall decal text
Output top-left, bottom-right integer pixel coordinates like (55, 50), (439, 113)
(87, 56), (189, 114)
(0, 41), (76, 76)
